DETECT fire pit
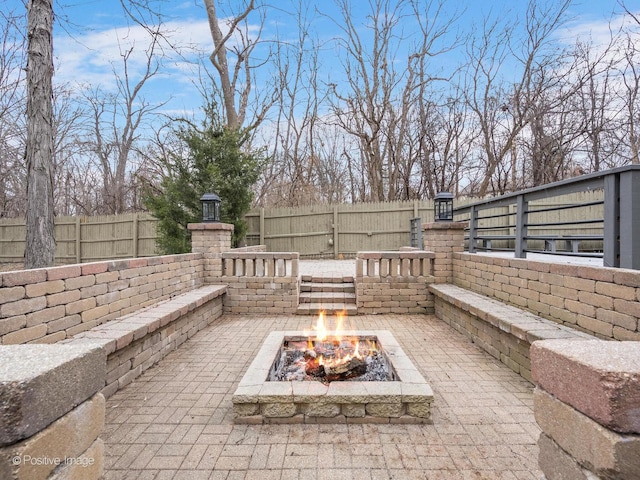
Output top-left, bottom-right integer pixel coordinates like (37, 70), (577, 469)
(232, 314), (433, 424)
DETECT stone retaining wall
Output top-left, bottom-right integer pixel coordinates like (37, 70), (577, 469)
(531, 340), (640, 479)
(221, 252), (299, 314)
(65, 286), (225, 398)
(453, 252), (640, 341)
(355, 251), (436, 314)
(0, 344), (106, 480)
(0, 254), (204, 345)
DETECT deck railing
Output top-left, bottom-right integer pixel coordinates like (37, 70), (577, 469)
(453, 165), (640, 269)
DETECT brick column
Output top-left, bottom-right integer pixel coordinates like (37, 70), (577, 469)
(188, 222), (234, 281)
(422, 221), (466, 284)
(188, 222), (234, 254)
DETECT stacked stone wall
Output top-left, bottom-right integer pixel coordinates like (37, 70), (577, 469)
(453, 252), (640, 340)
(0, 254), (204, 345)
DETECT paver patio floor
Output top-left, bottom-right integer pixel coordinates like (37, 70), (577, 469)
(103, 313), (543, 479)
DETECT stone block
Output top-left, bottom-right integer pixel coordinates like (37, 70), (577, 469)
(304, 403), (340, 418)
(0, 394), (104, 480)
(365, 402), (403, 418)
(49, 437), (104, 480)
(537, 433), (593, 480)
(531, 339), (640, 433)
(261, 403), (297, 418)
(535, 389), (640, 479)
(0, 345), (106, 446)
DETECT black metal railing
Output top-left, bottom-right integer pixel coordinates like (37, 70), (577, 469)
(453, 165), (640, 269)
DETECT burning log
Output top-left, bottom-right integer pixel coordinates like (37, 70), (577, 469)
(304, 351), (367, 381)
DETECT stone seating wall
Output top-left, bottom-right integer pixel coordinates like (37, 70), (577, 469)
(452, 252), (640, 341)
(0, 253), (205, 346)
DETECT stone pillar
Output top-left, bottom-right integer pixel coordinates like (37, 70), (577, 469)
(0, 344), (106, 480)
(188, 222), (234, 281)
(188, 222), (234, 254)
(422, 221), (466, 284)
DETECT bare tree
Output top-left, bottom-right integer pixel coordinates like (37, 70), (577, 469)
(203, 0), (274, 133)
(328, 0), (458, 201)
(0, 9), (27, 217)
(82, 30), (166, 214)
(615, 8), (640, 164)
(463, 0), (574, 195)
(25, 0), (55, 268)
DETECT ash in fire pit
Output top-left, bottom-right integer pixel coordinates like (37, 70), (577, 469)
(270, 335), (396, 383)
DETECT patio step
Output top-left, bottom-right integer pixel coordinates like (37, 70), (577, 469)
(297, 275), (357, 315)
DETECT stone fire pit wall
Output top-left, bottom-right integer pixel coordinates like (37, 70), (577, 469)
(232, 330), (434, 425)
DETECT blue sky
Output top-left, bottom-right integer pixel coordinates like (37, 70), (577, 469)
(4, 0), (634, 123)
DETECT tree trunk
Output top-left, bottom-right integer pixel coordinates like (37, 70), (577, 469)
(25, 0), (56, 269)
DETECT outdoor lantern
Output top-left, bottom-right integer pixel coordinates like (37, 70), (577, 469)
(201, 193), (221, 223)
(434, 192), (454, 222)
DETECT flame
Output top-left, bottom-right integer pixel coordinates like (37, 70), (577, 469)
(305, 310), (364, 372)
(315, 311), (327, 341)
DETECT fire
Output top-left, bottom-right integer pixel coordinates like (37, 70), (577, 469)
(303, 310), (366, 378)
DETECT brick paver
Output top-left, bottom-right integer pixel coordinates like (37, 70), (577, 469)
(103, 313), (543, 479)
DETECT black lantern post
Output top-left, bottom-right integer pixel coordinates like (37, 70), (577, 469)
(434, 192), (454, 222)
(201, 193), (221, 223)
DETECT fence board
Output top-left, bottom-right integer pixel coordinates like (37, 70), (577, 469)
(0, 213), (158, 264)
(0, 192), (606, 263)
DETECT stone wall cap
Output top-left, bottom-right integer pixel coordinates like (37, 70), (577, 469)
(187, 222), (234, 231)
(531, 339), (640, 433)
(422, 221), (467, 230)
(0, 344), (106, 446)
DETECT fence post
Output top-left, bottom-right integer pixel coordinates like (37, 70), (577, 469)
(619, 169), (640, 269)
(410, 218), (423, 248)
(603, 172), (620, 268)
(75, 216), (81, 263)
(333, 204), (339, 259)
(259, 208), (265, 246)
(515, 194), (527, 258)
(132, 213), (139, 258)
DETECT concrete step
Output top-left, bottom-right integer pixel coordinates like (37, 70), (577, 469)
(301, 275), (354, 283)
(299, 291), (356, 304)
(298, 275), (358, 315)
(300, 282), (355, 293)
(296, 303), (358, 316)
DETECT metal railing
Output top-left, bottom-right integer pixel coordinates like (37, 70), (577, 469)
(453, 165), (640, 269)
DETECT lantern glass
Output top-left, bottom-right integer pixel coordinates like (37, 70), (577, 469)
(434, 192), (454, 222)
(201, 193), (221, 223)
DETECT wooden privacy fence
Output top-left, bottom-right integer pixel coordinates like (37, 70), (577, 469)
(244, 200), (436, 258)
(0, 192), (607, 263)
(0, 213), (158, 264)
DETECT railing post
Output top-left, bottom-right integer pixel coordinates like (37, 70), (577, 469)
(468, 205), (478, 253)
(619, 169), (640, 269)
(603, 172), (620, 268)
(514, 194), (527, 258)
(333, 205), (339, 259)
